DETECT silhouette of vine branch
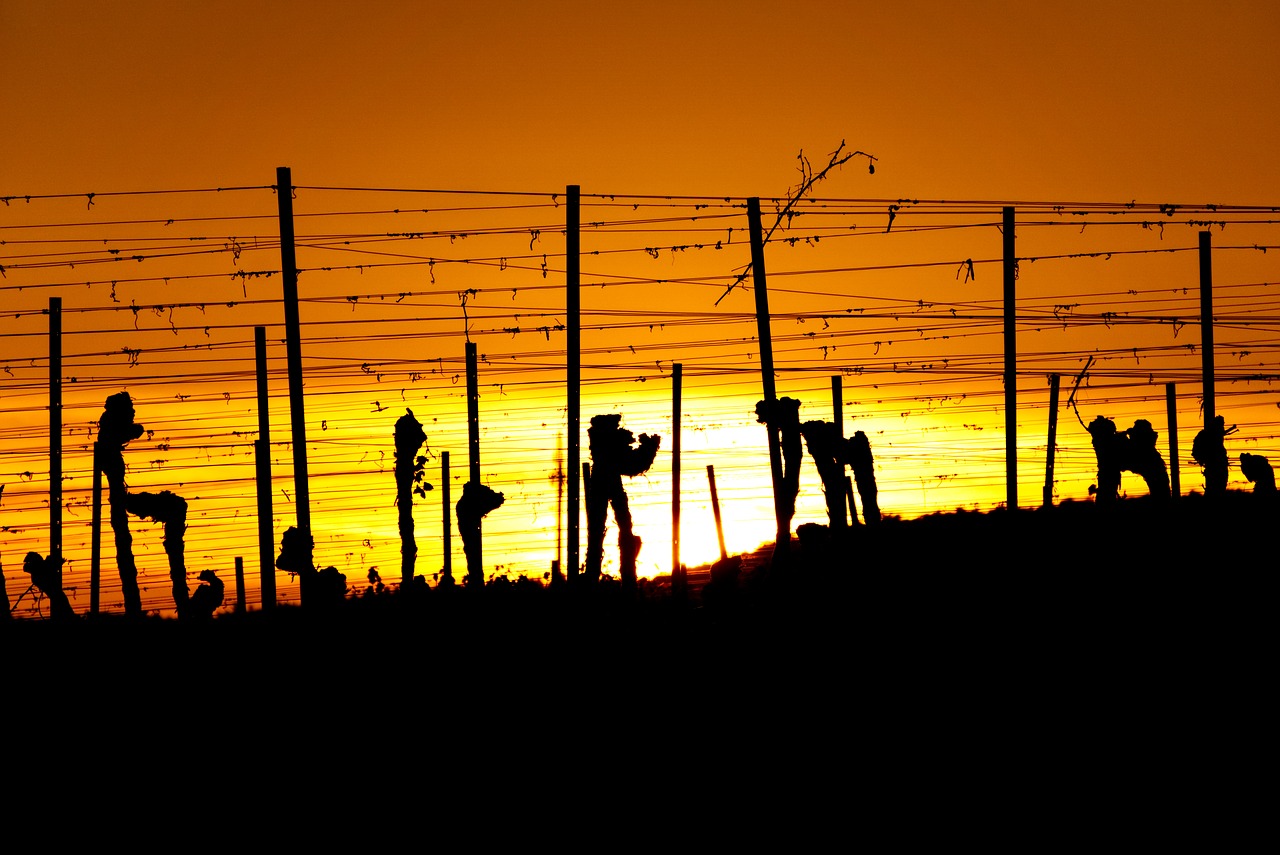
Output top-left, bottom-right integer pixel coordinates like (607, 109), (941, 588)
(716, 140), (876, 306)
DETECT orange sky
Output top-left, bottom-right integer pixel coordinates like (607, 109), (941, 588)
(7, 0), (1278, 199)
(3, 1), (1280, 615)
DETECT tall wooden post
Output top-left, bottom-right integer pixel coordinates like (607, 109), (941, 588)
(566, 185), (581, 580)
(1199, 232), (1215, 429)
(254, 326), (275, 609)
(466, 342), (481, 485)
(707, 464), (727, 561)
(441, 451), (452, 583)
(1003, 206), (1018, 511)
(276, 167), (311, 548)
(672, 363), (683, 582)
(748, 198), (787, 556)
(90, 441), (101, 615)
(831, 375), (847, 529)
(49, 297), (62, 584)
(1166, 383), (1181, 499)
(234, 556), (246, 614)
(1043, 374), (1060, 508)
(465, 341), (483, 572)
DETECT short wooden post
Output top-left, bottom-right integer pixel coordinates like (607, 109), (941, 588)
(1043, 374), (1060, 508)
(1166, 383), (1180, 499)
(90, 441), (102, 615)
(831, 375), (848, 529)
(707, 464), (727, 561)
(255, 326), (275, 610)
(441, 451), (452, 583)
(234, 556), (246, 614)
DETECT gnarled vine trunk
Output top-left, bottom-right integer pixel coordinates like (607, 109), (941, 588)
(393, 409), (429, 589)
(1193, 415), (1230, 498)
(1123, 419), (1170, 500)
(755, 397), (803, 558)
(276, 525), (347, 609)
(188, 569), (224, 620)
(98, 392), (145, 616)
(849, 431), (881, 527)
(800, 419), (849, 532)
(456, 481), (505, 588)
(584, 414), (660, 590)
(1240, 453), (1275, 494)
(126, 490), (191, 618)
(1088, 416), (1170, 503)
(23, 552), (75, 622)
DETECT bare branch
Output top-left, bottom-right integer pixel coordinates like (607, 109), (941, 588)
(716, 140), (876, 306)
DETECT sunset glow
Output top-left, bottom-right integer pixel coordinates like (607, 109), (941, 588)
(4, 1), (1279, 618)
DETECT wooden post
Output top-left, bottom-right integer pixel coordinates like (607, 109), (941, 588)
(707, 464), (727, 561)
(748, 198), (787, 557)
(466, 342), (481, 485)
(90, 441), (102, 615)
(465, 341), (483, 572)
(1043, 374), (1060, 508)
(49, 297), (62, 585)
(831, 375), (847, 529)
(672, 363), (682, 581)
(234, 556), (246, 614)
(1199, 232), (1215, 429)
(566, 185), (581, 581)
(255, 326), (275, 610)
(554, 436), (564, 584)
(441, 451), (452, 583)
(1003, 206), (1018, 511)
(1166, 383), (1181, 499)
(276, 167), (311, 547)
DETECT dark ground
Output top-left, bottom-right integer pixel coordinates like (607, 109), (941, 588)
(3, 494), (1267, 740)
(5, 493), (1268, 837)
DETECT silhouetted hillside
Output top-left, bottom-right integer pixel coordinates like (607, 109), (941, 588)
(9, 492), (1271, 702)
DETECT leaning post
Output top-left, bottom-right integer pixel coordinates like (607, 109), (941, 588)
(707, 464), (728, 562)
(748, 197), (787, 558)
(276, 167), (312, 572)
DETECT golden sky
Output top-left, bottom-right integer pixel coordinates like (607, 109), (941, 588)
(3, 1), (1279, 615)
